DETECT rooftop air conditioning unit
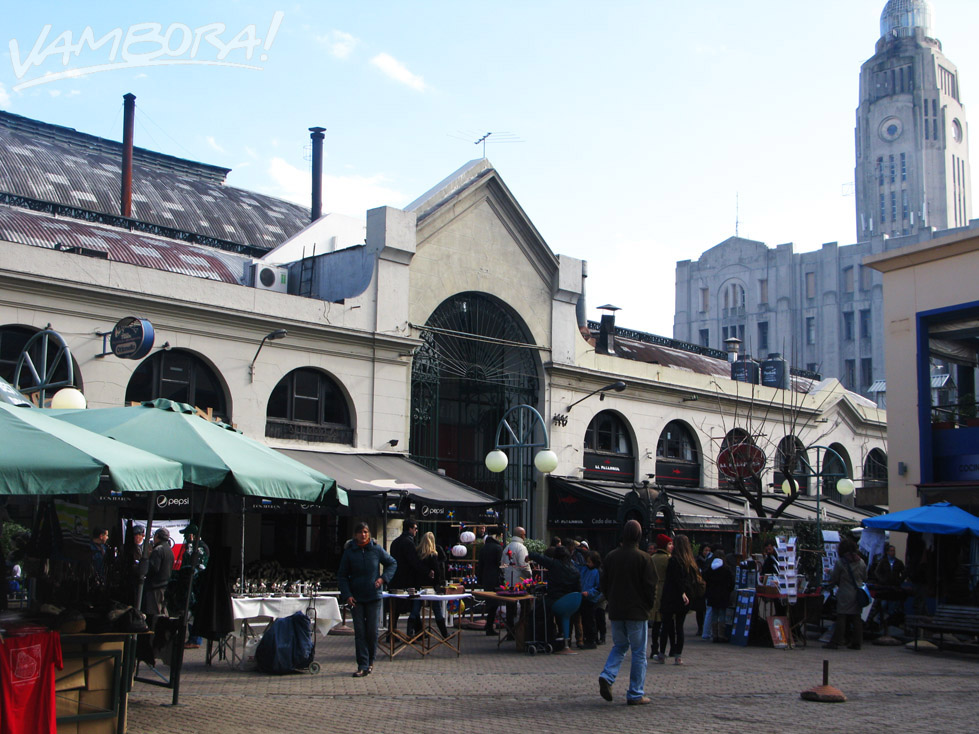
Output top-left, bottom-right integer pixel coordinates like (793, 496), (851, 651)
(250, 261), (288, 293)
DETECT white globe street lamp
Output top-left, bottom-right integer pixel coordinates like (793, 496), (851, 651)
(485, 449), (508, 473)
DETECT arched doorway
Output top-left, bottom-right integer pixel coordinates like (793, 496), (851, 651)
(126, 349), (230, 422)
(409, 292), (541, 527)
(719, 428), (763, 493)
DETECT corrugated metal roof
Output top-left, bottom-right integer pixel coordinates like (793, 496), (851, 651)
(0, 205), (247, 284)
(931, 373), (952, 388)
(868, 379), (887, 393)
(0, 111), (309, 251)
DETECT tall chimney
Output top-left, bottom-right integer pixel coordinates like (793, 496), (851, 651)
(309, 126), (326, 222)
(120, 93), (136, 218)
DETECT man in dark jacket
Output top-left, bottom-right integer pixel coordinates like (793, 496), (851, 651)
(597, 520), (657, 706)
(477, 530), (504, 635)
(144, 527), (174, 623)
(389, 520), (423, 636)
(337, 522), (397, 677)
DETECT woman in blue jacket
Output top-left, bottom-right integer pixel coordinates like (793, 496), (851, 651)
(579, 551), (603, 649)
(337, 522), (397, 677)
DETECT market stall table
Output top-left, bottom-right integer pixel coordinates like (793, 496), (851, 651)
(382, 592), (471, 658)
(472, 590), (535, 651)
(231, 595), (342, 637)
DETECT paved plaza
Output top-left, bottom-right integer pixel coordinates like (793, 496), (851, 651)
(124, 619), (978, 734)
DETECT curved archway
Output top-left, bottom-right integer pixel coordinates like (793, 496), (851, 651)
(774, 436), (810, 494)
(266, 367), (354, 444)
(409, 292), (541, 527)
(1, 324), (83, 398)
(656, 420), (701, 487)
(126, 348), (230, 423)
(582, 410), (635, 483)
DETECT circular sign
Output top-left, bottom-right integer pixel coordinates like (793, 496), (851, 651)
(109, 317), (155, 359)
(717, 444), (766, 480)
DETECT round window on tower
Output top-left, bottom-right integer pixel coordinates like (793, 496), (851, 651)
(878, 117), (903, 142)
(951, 119), (963, 144)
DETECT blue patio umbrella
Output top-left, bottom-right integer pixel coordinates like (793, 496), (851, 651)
(861, 501), (979, 536)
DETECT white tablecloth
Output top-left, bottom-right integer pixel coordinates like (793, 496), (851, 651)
(231, 596), (342, 636)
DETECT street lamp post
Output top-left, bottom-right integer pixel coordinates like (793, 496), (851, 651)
(779, 444), (855, 538)
(485, 404), (558, 535)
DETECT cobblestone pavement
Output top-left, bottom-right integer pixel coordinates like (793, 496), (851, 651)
(127, 621), (978, 734)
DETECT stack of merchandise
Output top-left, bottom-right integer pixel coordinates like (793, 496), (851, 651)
(776, 536), (799, 603)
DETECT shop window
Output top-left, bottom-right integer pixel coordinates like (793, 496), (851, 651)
(0, 325), (82, 394)
(266, 368), (353, 444)
(127, 349), (228, 422)
(773, 436), (809, 494)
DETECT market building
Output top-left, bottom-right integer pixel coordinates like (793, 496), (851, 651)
(1, 106), (884, 570)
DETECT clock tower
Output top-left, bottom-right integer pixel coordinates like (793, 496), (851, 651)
(855, 0), (971, 241)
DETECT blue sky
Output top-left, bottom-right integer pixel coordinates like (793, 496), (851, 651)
(3, 1), (978, 336)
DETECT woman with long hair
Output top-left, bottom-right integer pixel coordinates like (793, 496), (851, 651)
(658, 534), (701, 665)
(417, 531), (450, 638)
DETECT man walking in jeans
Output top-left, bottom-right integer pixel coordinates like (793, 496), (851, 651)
(598, 520), (657, 705)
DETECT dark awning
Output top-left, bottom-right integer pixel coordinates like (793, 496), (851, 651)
(278, 451), (503, 522)
(547, 477), (631, 530)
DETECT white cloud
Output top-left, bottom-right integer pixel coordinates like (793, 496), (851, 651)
(67, 90), (80, 97)
(0, 82), (9, 109)
(265, 157), (408, 217)
(322, 30), (358, 59)
(370, 53), (426, 91)
(244, 146), (259, 159)
(48, 89), (61, 97)
(205, 136), (225, 153)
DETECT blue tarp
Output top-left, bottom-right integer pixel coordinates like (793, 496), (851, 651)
(255, 611), (315, 674)
(862, 501), (979, 536)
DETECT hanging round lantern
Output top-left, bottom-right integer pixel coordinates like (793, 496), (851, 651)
(50, 387), (87, 410)
(836, 477), (855, 496)
(534, 449), (559, 473)
(485, 449), (508, 473)
(451, 544), (468, 558)
(460, 530), (476, 544)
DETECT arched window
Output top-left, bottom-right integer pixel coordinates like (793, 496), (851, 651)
(0, 325), (82, 396)
(823, 443), (854, 507)
(863, 448), (888, 487)
(126, 349), (229, 422)
(656, 420), (700, 487)
(774, 436), (810, 494)
(582, 410), (635, 483)
(266, 368), (353, 444)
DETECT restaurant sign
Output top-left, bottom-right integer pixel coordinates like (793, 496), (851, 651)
(582, 453), (634, 482)
(717, 444), (766, 480)
(109, 316), (155, 359)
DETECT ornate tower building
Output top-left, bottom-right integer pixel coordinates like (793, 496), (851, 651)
(855, 0), (971, 241)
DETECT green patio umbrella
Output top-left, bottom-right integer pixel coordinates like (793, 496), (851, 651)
(51, 399), (345, 506)
(0, 401), (184, 495)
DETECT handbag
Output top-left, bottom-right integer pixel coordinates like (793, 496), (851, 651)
(844, 560), (872, 608)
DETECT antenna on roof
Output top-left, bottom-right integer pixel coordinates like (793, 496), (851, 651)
(735, 192), (739, 238)
(447, 130), (523, 158)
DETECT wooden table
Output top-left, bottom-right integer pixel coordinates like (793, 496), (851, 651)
(382, 592), (471, 658)
(472, 590), (535, 651)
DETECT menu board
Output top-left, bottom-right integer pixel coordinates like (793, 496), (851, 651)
(730, 588), (756, 647)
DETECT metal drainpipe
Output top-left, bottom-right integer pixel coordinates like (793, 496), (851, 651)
(309, 127), (325, 221)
